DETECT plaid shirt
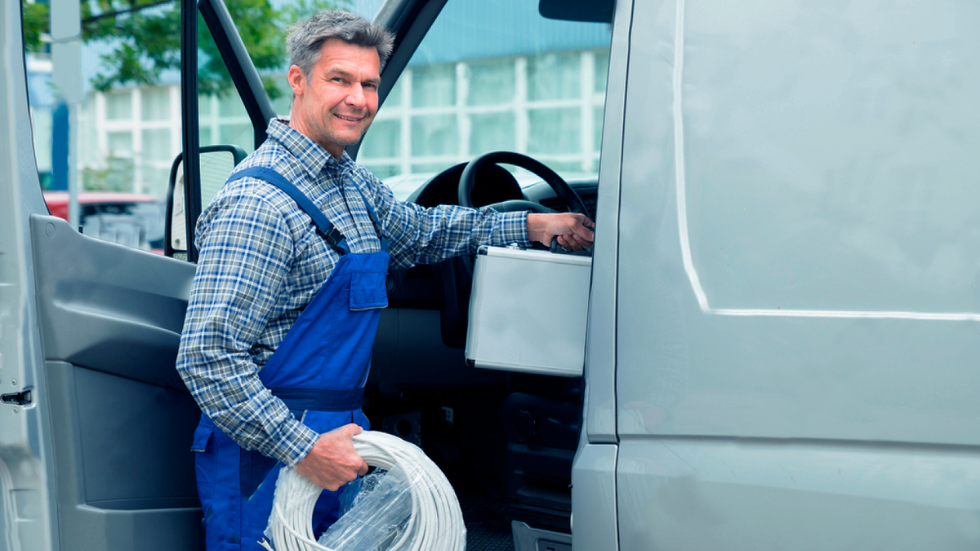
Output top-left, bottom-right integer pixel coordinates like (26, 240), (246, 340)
(176, 118), (530, 466)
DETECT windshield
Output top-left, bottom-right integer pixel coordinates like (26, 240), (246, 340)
(357, 0), (611, 195)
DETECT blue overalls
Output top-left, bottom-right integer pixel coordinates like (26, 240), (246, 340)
(189, 166), (389, 551)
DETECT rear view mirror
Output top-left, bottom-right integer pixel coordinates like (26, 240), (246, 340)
(539, 0), (613, 23)
(165, 145), (247, 259)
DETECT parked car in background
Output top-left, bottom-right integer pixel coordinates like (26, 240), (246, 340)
(43, 191), (165, 254)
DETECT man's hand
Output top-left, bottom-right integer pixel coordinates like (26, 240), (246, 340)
(526, 213), (595, 251)
(293, 424), (369, 491)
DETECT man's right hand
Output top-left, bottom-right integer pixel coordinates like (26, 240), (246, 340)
(526, 212), (595, 251)
(293, 424), (369, 490)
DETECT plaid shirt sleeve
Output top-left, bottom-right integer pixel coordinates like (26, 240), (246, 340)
(363, 171), (532, 269)
(176, 184), (318, 467)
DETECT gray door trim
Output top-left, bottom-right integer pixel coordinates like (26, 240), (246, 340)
(1, 1), (61, 549)
(585, 0), (635, 444)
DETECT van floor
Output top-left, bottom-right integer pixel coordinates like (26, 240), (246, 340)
(363, 385), (517, 549)
(457, 485), (514, 550)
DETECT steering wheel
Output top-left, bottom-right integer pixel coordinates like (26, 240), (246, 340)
(437, 152), (590, 348)
(458, 151), (590, 215)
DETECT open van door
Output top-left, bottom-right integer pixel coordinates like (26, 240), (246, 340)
(1, 0), (269, 547)
(4, 0), (204, 547)
(1, 0), (58, 547)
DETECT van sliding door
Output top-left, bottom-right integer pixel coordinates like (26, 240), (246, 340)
(616, 1), (980, 549)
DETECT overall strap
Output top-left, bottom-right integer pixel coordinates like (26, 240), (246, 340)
(227, 166), (350, 255)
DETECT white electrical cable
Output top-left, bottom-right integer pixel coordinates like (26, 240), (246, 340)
(265, 430), (466, 551)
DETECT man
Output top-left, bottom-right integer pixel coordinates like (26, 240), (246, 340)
(176, 10), (594, 551)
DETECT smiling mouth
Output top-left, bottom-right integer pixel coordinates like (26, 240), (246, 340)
(335, 114), (362, 122)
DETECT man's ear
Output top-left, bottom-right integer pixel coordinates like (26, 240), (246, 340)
(287, 65), (306, 97)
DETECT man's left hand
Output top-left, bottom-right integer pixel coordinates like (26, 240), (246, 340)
(526, 213), (595, 251)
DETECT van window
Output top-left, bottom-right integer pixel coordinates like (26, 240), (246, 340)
(358, 0), (611, 194)
(22, 0), (256, 250)
(23, 0), (181, 250)
(23, 1), (183, 200)
(80, 198), (166, 251)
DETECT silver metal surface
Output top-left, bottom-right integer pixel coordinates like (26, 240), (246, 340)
(0, 0), (58, 549)
(571, 444), (618, 550)
(613, 0), (980, 547)
(583, 0), (634, 445)
(466, 247), (591, 377)
(618, 438), (980, 550)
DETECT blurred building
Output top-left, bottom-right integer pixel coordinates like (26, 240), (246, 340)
(26, 0), (610, 201)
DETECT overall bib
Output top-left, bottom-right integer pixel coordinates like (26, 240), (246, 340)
(190, 166), (389, 551)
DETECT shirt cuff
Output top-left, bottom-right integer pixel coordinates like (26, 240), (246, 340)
(271, 416), (320, 467)
(493, 211), (532, 248)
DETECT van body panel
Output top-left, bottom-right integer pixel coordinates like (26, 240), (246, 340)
(616, 0), (687, 440)
(619, 311), (980, 444)
(614, 0), (980, 545)
(618, 438), (980, 549)
(617, 0), (980, 444)
(570, 444), (619, 550)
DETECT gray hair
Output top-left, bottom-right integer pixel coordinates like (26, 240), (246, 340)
(287, 11), (395, 77)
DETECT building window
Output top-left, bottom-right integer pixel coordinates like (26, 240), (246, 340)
(77, 85), (181, 197)
(359, 48), (609, 184)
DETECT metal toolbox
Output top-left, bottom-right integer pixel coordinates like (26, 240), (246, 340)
(465, 246), (592, 377)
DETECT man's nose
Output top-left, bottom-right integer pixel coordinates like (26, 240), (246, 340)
(346, 85), (367, 107)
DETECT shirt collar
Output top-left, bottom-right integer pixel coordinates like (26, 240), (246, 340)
(265, 118), (358, 177)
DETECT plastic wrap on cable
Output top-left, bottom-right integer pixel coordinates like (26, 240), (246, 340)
(264, 431), (466, 551)
(317, 467), (414, 549)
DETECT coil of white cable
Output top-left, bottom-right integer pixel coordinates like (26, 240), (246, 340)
(266, 430), (466, 551)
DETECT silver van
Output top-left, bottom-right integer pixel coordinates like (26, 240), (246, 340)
(3, 0), (979, 549)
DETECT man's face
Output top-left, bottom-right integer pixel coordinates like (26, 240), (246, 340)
(288, 38), (380, 159)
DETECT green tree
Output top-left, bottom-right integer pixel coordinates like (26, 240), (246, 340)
(22, 0), (349, 98)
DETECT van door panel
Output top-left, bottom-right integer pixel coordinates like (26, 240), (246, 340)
(619, 0), (980, 446)
(30, 215), (203, 550)
(582, 0), (635, 445)
(618, 439), (980, 550)
(31, 215), (193, 391)
(570, 444), (619, 549)
(617, 0), (980, 546)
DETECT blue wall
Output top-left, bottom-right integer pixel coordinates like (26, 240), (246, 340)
(407, 0), (610, 65)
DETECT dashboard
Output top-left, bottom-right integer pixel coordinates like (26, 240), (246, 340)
(369, 165), (598, 386)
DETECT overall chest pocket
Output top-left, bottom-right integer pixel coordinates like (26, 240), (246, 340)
(349, 271), (388, 311)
